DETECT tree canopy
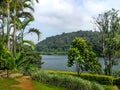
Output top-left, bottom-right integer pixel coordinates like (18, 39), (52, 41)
(95, 8), (120, 75)
(36, 30), (102, 56)
(0, 0), (42, 77)
(67, 37), (101, 75)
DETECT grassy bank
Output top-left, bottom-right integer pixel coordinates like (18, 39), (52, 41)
(0, 76), (68, 90)
(0, 78), (20, 90)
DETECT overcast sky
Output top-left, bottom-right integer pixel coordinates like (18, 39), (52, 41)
(24, 0), (120, 44)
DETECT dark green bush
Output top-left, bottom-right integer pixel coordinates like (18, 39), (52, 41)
(80, 73), (114, 85)
(113, 77), (120, 85)
(113, 70), (120, 78)
(31, 70), (104, 90)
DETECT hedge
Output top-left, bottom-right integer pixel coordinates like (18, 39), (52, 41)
(45, 70), (114, 85)
(31, 70), (104, 90)
(113, 77), (120, 85)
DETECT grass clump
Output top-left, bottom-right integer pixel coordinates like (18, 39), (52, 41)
(31, 70), (104, 90)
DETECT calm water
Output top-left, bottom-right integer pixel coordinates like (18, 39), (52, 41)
(41, 55), (120, 72)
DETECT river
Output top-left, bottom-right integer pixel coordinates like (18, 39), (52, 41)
(41, 55), (120, 72)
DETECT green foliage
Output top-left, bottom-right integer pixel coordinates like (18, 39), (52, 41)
(0, 0), (41, 78)
(32, 80), (67, 90)
(36, 30), (102, 56)
(22, 40), (35, 50)
(31, 70), (104, 90)
(95, 8), (120, 75)
(0, 78), (20, 90)
(112, 70), (120, 78)
(80, 74), (114, 85)
(0, 43), (15, 70)
(103, 85), (114, 90)
(67, 37), (101, 75)
(28, 28), (41, 41)
(16, 45), (42, 75)
(46, 70), (114, 85)
(113, 77), (120, 85)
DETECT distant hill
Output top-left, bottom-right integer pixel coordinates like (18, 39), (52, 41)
(35, 30), (102, 56)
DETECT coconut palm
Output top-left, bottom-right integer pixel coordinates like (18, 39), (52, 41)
(10, 0), (37, 57)
(0, 0), (41, 77)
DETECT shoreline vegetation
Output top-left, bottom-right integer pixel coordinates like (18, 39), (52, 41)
(35, 30), (103, 57)
(31, 70), (115, 90)
(38, 52), (67, 55)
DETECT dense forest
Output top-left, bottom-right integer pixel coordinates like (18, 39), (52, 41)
(36, 30), (102, 56)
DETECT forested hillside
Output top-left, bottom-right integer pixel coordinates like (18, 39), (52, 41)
(36, 30), (102, 56)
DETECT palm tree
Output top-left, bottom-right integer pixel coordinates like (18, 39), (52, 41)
(0, 0), (40, 77)
(6, 0), (12, 51)
(11, 0), (36, 57)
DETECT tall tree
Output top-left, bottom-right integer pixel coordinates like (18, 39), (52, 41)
(6, 0), (11, 51)
(67, 37), (101, 75)
(94, 9), (120, 75)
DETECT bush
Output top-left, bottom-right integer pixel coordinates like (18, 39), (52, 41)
(113, 77), (120, 85)
(113, 70), (120, 78)
(46, 70), (114, 85)
(80, 73), (114, 85)
(31, 70), (104, 90)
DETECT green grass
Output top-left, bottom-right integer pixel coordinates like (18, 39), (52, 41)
(0, 78), (21, 90)
(104, 85), (114, 90)
(32, 80), (68, 90)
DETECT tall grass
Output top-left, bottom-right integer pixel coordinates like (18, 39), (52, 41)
(31, 70), (104, 90)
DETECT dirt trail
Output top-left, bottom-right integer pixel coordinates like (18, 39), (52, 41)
(10, 73), (34, 90)
(114, 86), (120, 90)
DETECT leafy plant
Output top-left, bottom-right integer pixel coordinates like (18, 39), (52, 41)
(31, 70), (105, 90)
(67, 37), (101, 75)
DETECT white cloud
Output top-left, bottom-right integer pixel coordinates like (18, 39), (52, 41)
(25, 0), (120, 43)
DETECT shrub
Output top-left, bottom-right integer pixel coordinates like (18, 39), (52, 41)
(113, 70), (120, 78)
(31, 70), (104, 90)
(46, 70), (114, 85)
(80, 73), (114, 85)
(113, 77), (120, 85)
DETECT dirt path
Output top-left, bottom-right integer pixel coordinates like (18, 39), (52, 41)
(10, 73), (34, 90)
(114, 86), (120, 90)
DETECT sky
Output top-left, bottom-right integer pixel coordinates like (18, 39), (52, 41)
(24, 0), (120, 44)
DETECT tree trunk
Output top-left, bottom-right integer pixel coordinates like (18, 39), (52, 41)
(76, 63), (80, 76)
(6, 0), (11, 51)
(13, 1), (16, 58)
(6, 69), (10, 78)
(1, 15), (4, 43)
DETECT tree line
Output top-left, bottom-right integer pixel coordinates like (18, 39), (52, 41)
(36, 30), (102, 56)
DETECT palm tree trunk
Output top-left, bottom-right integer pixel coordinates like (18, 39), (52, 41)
(13, 1), (16, 58)
(2, 15), (5, 43)
(6, 0), (11, 51)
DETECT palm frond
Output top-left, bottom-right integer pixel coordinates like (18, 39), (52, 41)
(22, 18), (34, 29)
(22, 40), (35, 50)
(17, 12), (34, 18)
(16, 53), (29, 67)
(36, 0), (39, 3)
(23, 3), (34, 12)
(28, 28), (41, 41)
